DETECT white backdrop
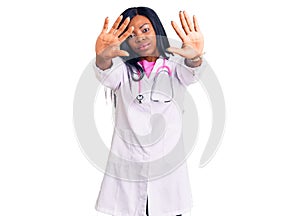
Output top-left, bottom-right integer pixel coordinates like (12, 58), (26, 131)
(1, 0), (300, 215)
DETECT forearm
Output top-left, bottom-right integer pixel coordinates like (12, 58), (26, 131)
(93, 57), (125, 90)
(175, 56), (208, 86)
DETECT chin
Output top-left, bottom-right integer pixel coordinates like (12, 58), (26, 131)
(137, 51), (158, 58)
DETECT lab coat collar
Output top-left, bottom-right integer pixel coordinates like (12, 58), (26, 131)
(137, 57), (165, 84)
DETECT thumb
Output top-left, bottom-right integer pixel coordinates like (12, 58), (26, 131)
(166, 47), (186, 57)
(111, 49), (129, 57)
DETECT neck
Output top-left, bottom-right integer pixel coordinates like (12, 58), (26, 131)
(140, 56), (159, 62)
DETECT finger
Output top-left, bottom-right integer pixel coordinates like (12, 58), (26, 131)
(166, 47), (186, 57)
(101, 17), (109, 34)
(171, 21), (187, 42)
(179, 11), (190, 34)
(112, 49), (129, 57)
(118, 26), (134, 42)
(193, 15), (201, 32)
(108, 15), (123, 34)
(116, 17), (130, 37)
(183, 11), (194, 32)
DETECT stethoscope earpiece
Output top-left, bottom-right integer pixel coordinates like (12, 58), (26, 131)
(132, 70), (144, 82)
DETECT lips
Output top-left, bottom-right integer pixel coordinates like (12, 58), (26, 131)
(138, 43), (151, 51)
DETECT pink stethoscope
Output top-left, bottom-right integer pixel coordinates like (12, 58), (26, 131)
(134, 58), (174, 104)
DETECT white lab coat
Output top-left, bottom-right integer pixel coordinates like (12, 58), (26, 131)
(94, 56), (208, 216)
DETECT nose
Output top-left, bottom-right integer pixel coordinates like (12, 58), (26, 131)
(135, 34), (145, 43)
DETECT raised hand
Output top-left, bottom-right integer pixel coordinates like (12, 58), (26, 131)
(167, 11), (204, 60)
(95, 15), (134, 69)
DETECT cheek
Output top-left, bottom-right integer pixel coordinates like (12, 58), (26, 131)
(127, 41), (137, 50)
(149, 36), (157, 45)
(152, 38), (157, 45)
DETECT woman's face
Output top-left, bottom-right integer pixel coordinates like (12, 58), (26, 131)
(126, 15), (159, 59)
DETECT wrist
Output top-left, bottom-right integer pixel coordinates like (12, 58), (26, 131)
(96, 55), (112, 70)
(185, 52), (205, 67)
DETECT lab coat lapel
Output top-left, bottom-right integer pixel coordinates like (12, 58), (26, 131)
(143, 58), (163, 84)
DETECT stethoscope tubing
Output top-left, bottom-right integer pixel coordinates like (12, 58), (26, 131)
(134, 58), (173, 103)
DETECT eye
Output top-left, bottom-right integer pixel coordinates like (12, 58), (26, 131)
(127, 33), (136, 39)
(142, 28), (150, 33)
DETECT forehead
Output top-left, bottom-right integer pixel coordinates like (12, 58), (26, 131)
(128, 15), (152, 27)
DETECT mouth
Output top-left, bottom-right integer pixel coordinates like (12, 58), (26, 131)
(138, 43), (151, 51)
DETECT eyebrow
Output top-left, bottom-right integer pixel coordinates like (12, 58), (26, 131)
(139, 23), (150, 29)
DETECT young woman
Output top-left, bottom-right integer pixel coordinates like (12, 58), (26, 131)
(94, 7), (207, 216)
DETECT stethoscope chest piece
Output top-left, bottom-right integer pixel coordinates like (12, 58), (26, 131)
(136, 94), (144, 104)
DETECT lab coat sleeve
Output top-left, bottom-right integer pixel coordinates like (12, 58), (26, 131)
(175, 56), (208, 87)
(93, 57), (126, 90)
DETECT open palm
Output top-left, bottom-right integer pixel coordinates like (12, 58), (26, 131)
(167, 11), (204, 59)
(95, 15), (134, 60)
